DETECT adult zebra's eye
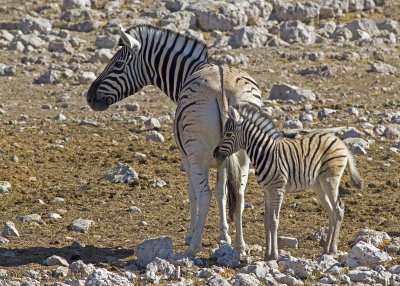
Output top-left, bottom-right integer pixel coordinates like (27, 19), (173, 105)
(226, 132), (233, 138)
(115, 60), (124, 68)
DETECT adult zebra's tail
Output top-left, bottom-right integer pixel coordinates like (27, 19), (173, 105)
(226, 153), (241, 221)
(347, 149), (363, 189)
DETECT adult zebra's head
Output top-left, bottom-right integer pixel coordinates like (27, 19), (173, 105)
(213, 106), (245, 163)
(86, 25), (142, 111)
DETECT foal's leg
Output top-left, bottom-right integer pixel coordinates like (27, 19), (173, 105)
(233, 150), (250, 255)
(264, 188), (285, 261)
(312, 181), (335, 254)
(215, 167), (231, 245)
(319, 171), (345, 255)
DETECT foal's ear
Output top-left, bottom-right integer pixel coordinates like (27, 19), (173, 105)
(119, 25), (141, 55)
(228, 106), (243, 125)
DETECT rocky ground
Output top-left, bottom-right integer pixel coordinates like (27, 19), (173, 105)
(0, 0), (400, 285)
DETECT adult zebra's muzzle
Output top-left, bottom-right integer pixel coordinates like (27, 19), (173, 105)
(213, 147), (226, 164)
(86, 82), (111, 111)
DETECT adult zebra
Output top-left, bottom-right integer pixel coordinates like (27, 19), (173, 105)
(86, 24), (262, 256)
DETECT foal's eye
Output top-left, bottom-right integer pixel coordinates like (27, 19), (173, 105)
(226, 132), (233, 138)
(114, 60), (124, 68)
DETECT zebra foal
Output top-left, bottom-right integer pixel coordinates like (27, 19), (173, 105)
(213, 104), (362, 260)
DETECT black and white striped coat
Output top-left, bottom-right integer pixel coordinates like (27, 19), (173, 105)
(214, 104), (362, 260)
(86, 25), (262, 256)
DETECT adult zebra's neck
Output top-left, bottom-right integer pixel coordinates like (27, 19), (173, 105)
(129, 25), (209, 103)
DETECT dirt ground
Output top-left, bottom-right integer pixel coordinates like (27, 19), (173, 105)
(0, 0), (400, 282)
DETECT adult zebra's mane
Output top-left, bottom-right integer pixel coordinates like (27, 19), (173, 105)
(122, 24), (209, 61)
(238, 104), (283, 139)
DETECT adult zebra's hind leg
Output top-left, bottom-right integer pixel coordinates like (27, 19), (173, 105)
(183, 163), (212, 257)
(215, 167), (231, 245)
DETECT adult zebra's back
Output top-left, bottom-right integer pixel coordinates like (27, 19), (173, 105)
(86, 25), (262, 256)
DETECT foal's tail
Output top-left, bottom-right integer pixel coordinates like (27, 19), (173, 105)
(347, 149), (363, 189)
(226, 153), (241, 221)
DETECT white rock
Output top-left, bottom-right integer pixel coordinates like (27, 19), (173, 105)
(135, 236), (173, 267)
(377, 19), (399, 34)
(68, 218), (94, 233)
(353, 229), (391, 248)
(2, 222), (19, 237)
(79, 71), (96, 84)
(144, 118), (161, 129)
(274, 1), (319, 22)
(20, 214), (42, 222)
(126, 102), (140, 111)
(347, 267), (390, 285)
(280, 20), (316, 45)
(228, 26), (270, 48)
(0, 181), (11, 194)
(85, 268), (131, 286)
(207, 274), (230, 286)
(278, 236), (298, 249)
(127, 206), (141, 212)
(62, 0), (91, 11)
(209, 244), (240, 268)
(273, 273), (304, 285)
(35, 70), (61, 84)
(345, 19), (380, 41)
(283, 119), (303, 129)
(146, 130), (165, 142)
(228, 273), (260, 286)
(91, 48), (113, 63)
(341, 127), (364, 139)
(240, 261), (270, 278)
(346, 241), (392, 267)
(44, 255), (69, 267)
(318, 108), (336, 120)
(48, 213), (61, 219)
(191, 2), (247, 32)
(19, 16), (52, 34)
(281, 256), (318, 279)
(54, 114), (66, 121)
(53, 266), (69, 278)
(95, 35), (119, 49)
(70, 260), (96, 276)
(101, 163), (138, 183)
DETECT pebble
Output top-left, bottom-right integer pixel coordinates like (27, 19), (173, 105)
(138, 221), (148, 226)
(51, 197), (65, 203)
(20, 214), (42, 222)
(54, 113), (67, 121)
(127, 206), (141, 212)
(68, 218), (94, 233)
(48, 213), (62, 219)
(0, 181), (11, 194)
(2, 221), (19, 237)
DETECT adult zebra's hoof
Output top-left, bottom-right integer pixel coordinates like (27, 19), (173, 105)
(184, 234), (192, 246)
(235, 243), (249, 256)
(183, 248), (196, 258)
(217, 233), (231, 245)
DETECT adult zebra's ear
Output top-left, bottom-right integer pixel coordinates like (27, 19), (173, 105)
(228, 106), (243, 125)
(119, 25), (141, 55)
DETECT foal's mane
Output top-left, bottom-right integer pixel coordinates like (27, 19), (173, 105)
(237, 103), (282, 139)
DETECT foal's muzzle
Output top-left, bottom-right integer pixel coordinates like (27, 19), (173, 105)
(213, 147), (226, 163)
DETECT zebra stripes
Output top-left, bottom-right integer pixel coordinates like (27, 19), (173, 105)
(87, 25), (208, 111)
(86, 25), (263, 256)
(214, 104), (362, 260)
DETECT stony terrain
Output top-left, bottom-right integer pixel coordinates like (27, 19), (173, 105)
(0, 0), (400, 285)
